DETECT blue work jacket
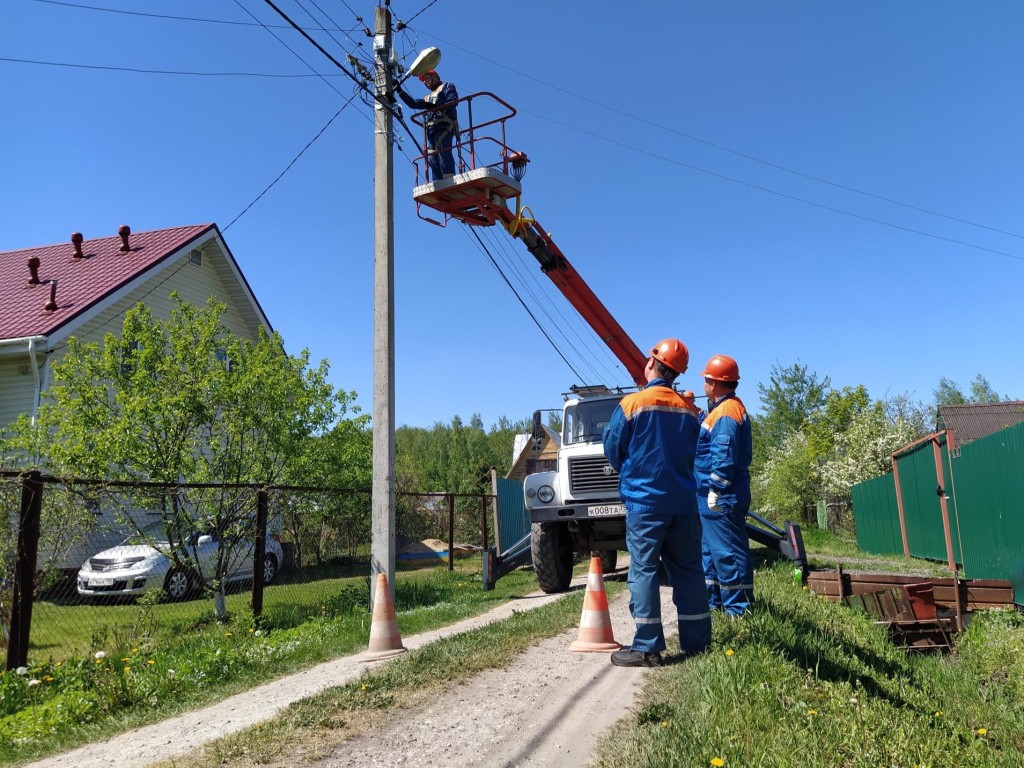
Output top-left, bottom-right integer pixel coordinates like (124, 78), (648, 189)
(602, 378), (701, 515)
(694, 393), (752, 500)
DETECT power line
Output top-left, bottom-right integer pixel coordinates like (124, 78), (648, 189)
(396, 0), (441, 29)
(223, 95), (359, 233)
(33, 0), (358, 32)
(523, 110), (1024, 265)
(411, 27), (1024, 244)
(463, 226), (587, 384)
(0, 56), (342, 78)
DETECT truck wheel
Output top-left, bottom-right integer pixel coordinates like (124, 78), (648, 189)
(599, 550), (617, 573)
(531, 522), (573, 593)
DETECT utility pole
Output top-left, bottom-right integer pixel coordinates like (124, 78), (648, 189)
(371, 3), (396, 605)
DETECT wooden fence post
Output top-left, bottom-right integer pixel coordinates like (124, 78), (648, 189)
(447, 494), (455, 573)
(7, 471), (42, 671)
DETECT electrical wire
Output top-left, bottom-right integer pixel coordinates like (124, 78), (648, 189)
(223, 94), (359, 233)
(33, 0), (357, 31)
(476, 226), (611, 384)
(293, 0), (373, 66)
(410, 28), (1024, 244)
(463, 226), (588, 384)
(0, 56), (343, 78)
(396, 0), (441, 29)
(522, 110), (1024, 265)
(477, 226), (625, 385)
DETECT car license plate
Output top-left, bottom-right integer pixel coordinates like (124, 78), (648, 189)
(588, 504), (625, 517)
(89, 578), (114, 587)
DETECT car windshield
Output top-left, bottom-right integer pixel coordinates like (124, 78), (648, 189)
(563, 397), (621, 446)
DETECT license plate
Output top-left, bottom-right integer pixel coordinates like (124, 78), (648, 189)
(588, 504), (625, 517)
(89, 578), (114, 587)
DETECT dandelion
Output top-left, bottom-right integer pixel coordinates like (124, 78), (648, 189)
(15, 667), (27, 676)
(94, 651), (106, 660)
(725, 649), (735, 657)
(249, 628), (255, 633)
(934, 711), (943, 718)
(54, 662), (62, 668)
(807, 709), (818, 716)
(124, 666), (132, 674)
(147, 659), (155, 666)
(167, 669), (176, 678)
(27, 679), (41, 687)
(660, 721), (669, 728)
(977, 728), (988, 736)
(121, 658), (131, 663)
(360, 684), (367, 691)
(131, 647), (139, 654)
(711, 758), (726, 767)
(224, 632), (232, 638)
(254, 630), (262, 637)
(42, 676), (54, 683)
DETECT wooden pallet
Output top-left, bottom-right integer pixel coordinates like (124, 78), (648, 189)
(808, 569), (1016, 612)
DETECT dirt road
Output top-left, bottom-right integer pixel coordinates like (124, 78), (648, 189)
(27, 570), (671, 768)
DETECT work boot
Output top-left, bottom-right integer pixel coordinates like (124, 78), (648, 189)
(610, 648), (663, 667)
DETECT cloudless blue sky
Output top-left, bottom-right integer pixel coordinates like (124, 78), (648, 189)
(3, 1), (1022, 430)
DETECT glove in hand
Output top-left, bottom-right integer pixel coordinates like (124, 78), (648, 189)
(707, 490), (721, 511)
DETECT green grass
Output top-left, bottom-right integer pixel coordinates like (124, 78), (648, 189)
(0, 562), (553, 766)
(591, 563), (1024, 768)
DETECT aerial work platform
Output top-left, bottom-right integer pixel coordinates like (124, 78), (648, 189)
(412, 166), (522, 227)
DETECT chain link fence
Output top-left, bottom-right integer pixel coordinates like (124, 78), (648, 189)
(2, 472), (496, 668)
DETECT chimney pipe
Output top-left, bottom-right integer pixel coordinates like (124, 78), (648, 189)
(27, 257), (41, 285)
(71, 232), (84, 259)
(44, 280), (59, 312)
(118, 225), (131, 252)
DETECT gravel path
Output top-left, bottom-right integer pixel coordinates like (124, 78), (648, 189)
(26, 566), (671, 768)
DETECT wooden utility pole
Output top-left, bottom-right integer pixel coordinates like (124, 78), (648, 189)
(371, 4), (396, 605)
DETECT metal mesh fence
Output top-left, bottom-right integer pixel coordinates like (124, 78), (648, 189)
(2, 474), (495, 666)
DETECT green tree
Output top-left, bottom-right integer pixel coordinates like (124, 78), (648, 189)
(15, 295), (340, 616)
(755, 362), (831, 456)
(933, 377), (967, 406)
(969, 374), (1003, 403)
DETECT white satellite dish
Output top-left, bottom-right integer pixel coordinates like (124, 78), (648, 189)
(398, 47), (441, 85)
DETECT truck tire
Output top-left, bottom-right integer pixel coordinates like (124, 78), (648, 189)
(599, 549), (617, 573)
(531, 522), (573, 593)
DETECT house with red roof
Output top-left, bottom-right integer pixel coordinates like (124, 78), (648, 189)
(0, 223), (271, 430)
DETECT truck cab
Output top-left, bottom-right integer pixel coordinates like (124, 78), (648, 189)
(524, 386), (629, 592)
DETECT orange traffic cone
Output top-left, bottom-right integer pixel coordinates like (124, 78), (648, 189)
(362, 572), (407, 661)
(570, 555), (621, 653)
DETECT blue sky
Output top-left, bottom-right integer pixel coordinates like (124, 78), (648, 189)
(3, 1), (1022, 429)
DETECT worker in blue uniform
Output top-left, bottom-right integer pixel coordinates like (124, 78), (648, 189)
(395, 69), (459, 181)
(602, 339), (711, 667)
(695, 354), (755, 615)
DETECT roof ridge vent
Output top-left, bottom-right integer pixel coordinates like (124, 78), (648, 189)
(44, 279), (59, 312)
(118, 224), (132, 253)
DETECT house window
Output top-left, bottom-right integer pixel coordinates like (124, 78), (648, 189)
(189, 249), (202, 267)
(215, 349), (231, 372)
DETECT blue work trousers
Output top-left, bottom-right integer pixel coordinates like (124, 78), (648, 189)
(699, 495), (754, 615)
(625, 506), (711, 655)
(426, 123), (455, 180)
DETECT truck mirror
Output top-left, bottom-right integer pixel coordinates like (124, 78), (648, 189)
(531, 409), (543, 440)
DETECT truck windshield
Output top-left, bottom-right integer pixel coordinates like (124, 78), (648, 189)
(563, 397), (622, 445)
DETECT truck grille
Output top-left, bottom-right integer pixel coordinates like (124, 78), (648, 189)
(569, 456), (619, 495)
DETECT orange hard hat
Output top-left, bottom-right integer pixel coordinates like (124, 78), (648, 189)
(649, 338), (689, 374)
(701, 354), (740, 382)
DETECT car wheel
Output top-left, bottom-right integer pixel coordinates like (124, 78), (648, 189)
(262, 554), (278, 585)
(164, 569), (193, 601)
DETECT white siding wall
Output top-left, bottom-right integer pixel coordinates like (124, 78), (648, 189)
(0, 356), (36, 428)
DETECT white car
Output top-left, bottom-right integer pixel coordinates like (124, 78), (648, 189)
(77, 519), (284, 600)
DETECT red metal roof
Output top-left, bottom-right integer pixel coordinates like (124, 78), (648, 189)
(0, 224), (215, 340)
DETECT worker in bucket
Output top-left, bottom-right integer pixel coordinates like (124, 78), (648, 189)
(395, 69), (459, 181)
(695, 354), (755, 615)
(602, 339), (712, 667)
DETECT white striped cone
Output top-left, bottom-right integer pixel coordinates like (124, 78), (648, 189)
(362, 572), (408, 661)
(570, 556), (621, 652)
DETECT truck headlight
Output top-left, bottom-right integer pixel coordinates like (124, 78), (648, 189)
(525, 487), (536, 498)
(537, 485), (555, 504)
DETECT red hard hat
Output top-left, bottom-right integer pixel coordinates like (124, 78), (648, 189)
(418, 70), (438, 82)
(649, 338), (689, 374)
(701, 354), (740, 382)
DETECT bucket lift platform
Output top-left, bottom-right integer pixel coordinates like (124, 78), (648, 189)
(413, 167), (522, 227)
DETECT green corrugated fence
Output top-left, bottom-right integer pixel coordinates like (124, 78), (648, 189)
(852, 422), (1024, 606)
